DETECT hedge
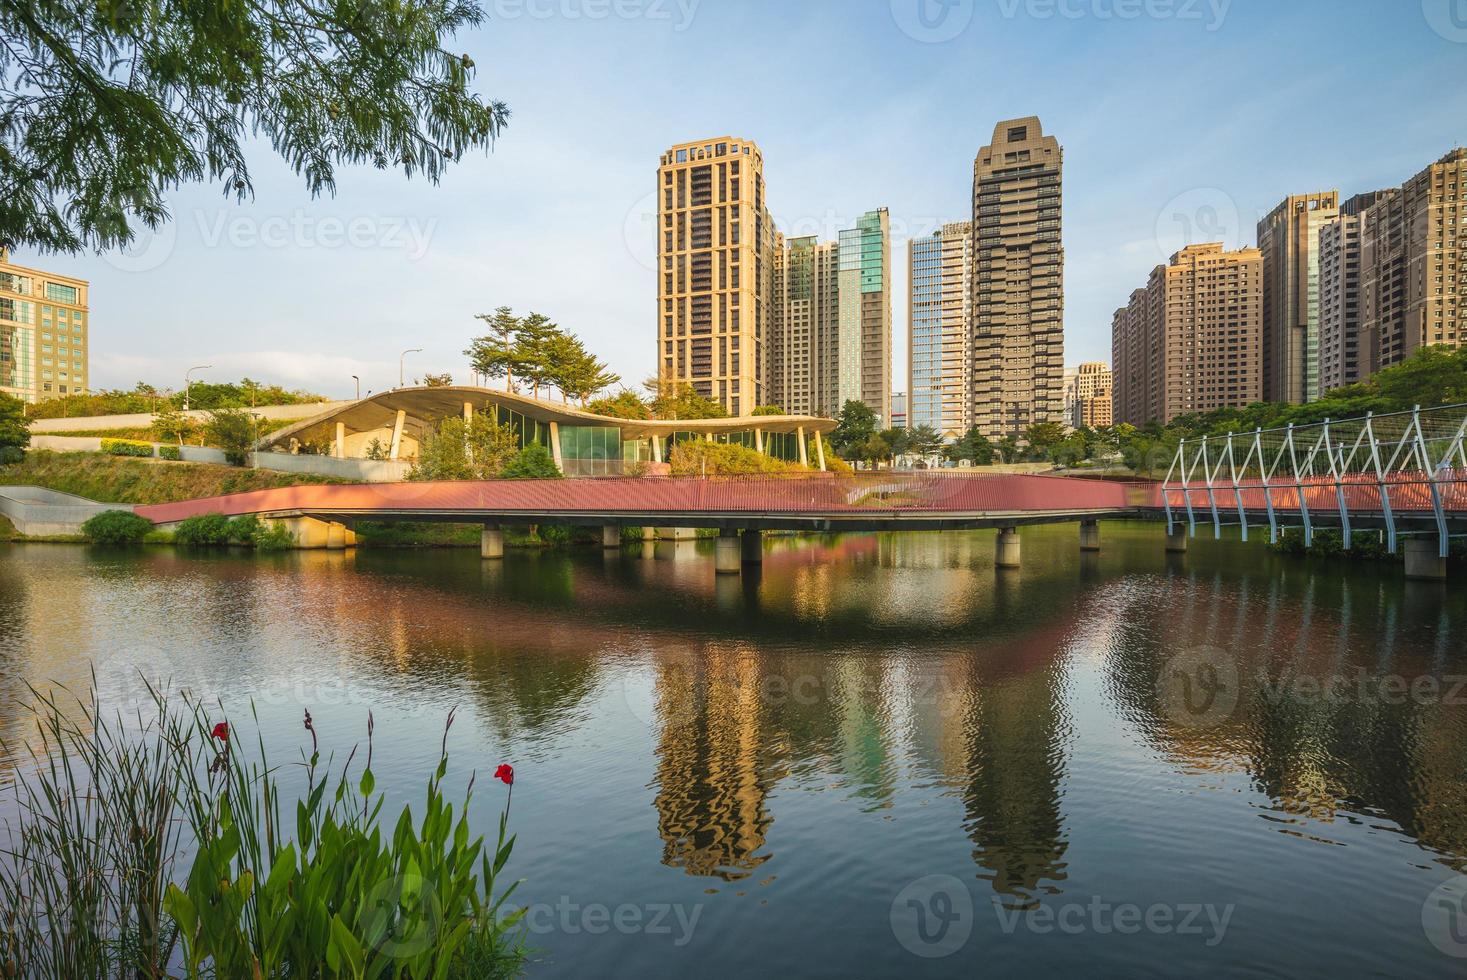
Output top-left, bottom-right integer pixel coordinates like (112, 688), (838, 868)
(101, 438), (156, 458)
(80, 509), (154, 545)
(158, 445), (182, 461)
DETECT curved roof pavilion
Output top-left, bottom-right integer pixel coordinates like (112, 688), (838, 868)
(261, 385), (837, 475)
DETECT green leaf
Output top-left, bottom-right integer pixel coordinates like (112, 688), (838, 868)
(360, 767), (375, 797)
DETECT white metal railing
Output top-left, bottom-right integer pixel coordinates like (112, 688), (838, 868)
(1162, 404), (1467, 558)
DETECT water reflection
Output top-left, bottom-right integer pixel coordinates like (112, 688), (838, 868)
(3, 527), (1467, 973)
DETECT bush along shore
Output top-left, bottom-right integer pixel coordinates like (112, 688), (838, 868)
(0, 687), (527, 979)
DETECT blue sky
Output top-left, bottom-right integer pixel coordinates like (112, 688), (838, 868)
(40, 0), (1467, 401)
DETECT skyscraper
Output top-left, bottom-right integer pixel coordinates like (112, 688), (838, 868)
(769, 209), (891, 421)
(970, 117), (1064, 439)
(1070, 361), (1113, 429)
(1317, 191), (1395, 393)
(656, 137), (772, 416)
(0, 248), (90, 404)
(1111, 243), (1263, 426)
(769, 234), (839, 416)
(908, 221), (972, 439)
(1259, 191), (1339, 404)
(838, 208), (892, 423)
(1360, 148), (1466, 373)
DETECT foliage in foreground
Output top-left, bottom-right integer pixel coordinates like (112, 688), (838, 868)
(0, 393), (29, 452)
(0, 686), (526, 979)
(80, 509), (155, 545)
(668, 440), (797, 476)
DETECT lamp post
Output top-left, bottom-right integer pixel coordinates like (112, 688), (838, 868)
(184, 365), (212, 412)
(399, 349), (422, 388)
(351, 375), (360, 400)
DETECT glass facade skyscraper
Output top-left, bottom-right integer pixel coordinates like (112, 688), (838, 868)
(907, 221), (972, 439)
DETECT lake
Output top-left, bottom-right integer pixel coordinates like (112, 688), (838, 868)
(2, 523), (1465, 976)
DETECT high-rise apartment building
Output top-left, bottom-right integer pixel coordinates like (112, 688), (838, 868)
(971, 116), (1064, 439)
(838, 208), (892, 423)
(1259, 191), (1339, 404)
(1111, 243), (1263, 425)
(1070, 361), (1113, 429)
(908, 221), (972, 439)
(656, 137), (771, 416)
(1317, 191), (1395, 393)
(769, 210), (891, 421)
(1360, 148), (1466, 373)
(0, 248), (90, 404)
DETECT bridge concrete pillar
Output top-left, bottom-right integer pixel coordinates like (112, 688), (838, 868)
(741, 528), (763, 564)
(1079, 520), (1100, 552)
(715, 531), (741, 574)
(1165, 529), (1189, 553)
(1404, 538), (1447, 581)
(283, 517), (330, 549)
(602, 525), (622, 549)
(995, 527), (1021, 568)
(659, 527), (697, 541)
(480, 525), (504, 560)
(326, 522), (347, 550)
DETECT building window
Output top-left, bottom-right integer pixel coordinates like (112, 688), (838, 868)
(45, 283), (78, 304)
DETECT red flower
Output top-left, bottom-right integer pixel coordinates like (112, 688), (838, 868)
(211, 722), (229, 742)
(494, 764), (514, 786)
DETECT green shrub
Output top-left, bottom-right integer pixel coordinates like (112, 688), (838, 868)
(157, 444), (182, 461)
(225, 514), (263, 544)
(500, 443), (562, 479)
(173, 512), (232, 546)
(0, 445), (23, 465)
(80, 509), (154, 544)
(252, 521), (295, 551)
(101, 438), (156, 458)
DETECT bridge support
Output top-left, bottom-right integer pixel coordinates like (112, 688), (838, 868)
(659, 527), (697, 541)
(480, 525), (504, 560)
(1404, 538), (1447, 581)
(995, 527), (1021, 568)
(1165, 530), (1188, 553)
(715, 531), (741, 574)
(741, 528), (763, 564)
(602, 525), (622, 549)
(281, 517), (331, 549)
(1079, 520), (1100, 552)
(326, 522), (347, 550)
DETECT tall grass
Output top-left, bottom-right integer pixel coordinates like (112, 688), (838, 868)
(0, 681), (525, 979)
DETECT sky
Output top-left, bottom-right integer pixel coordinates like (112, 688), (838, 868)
(33, 0), (1467, 402)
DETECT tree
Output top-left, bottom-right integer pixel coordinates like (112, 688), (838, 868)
(0, 392), (29, 462)
(204, 408), (259, 466)
(422, 373), (454, 387)
(500, 443), (561, 479)
(905, 424), (942, 460)
(644, 378), (726, 420)
(944, 427), (995, 466)
(467, 308), (522, 391)
(878, 427), (909, 465)
(586, 390), (651, 421)
(2, 0), (509, 254)
(512, 312), (560, 400)
(1023, 421), (1067, 459)
(829, 400), (877, 459)
(150, 408), (194, 446)
(411, 415), (519, 480)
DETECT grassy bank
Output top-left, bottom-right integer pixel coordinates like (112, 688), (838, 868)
(0, 514), (16, 541)
(0, 450), (349, 504)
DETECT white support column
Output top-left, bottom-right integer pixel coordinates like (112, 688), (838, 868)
(1079, 520), (1100, 552)
(602, 525), (622, 549)
(797, 426), (808, 467)
(814, 430), (826, 472)
(334, 422), (346, 459)
(326, 522), (346, 550)
(1404, 537), (1447, 580)
(754, 428), (764, 454)
(652, 435), (664, 464)
(389, 409), (406, 461)
(995, 527), (1021, 568)
(480, 525), (504, 560)
(549, 421), (563, 470)
(715, 531), (741, 574)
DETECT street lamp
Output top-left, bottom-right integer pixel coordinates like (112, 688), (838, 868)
(399, 349), (423, 388)
(184, 365), (212, 412)
(351, 375), (360, 400)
